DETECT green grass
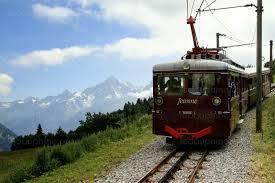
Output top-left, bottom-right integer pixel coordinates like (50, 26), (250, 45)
(0, 149), (38, 182)
(1, 115), (156, 183)
(28, 133), (155, 182)
(273, 74), (275, 83)
(251, 96), (275, 182)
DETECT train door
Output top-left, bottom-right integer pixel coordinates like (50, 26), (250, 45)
(229, 74), (240, 134)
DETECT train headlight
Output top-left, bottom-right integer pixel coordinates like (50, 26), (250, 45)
(155, 96), (163, 106)
(183, 63), (190, 70)
(212, 97), (221, 106)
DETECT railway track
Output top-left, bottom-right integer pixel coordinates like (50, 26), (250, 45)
(137, 149), (208, 183)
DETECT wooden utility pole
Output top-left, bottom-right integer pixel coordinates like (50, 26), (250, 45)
(270, 40), (273, 84)
(256, 0), (263, 133)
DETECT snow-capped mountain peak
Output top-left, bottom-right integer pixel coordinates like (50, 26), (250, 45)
(0, 77), (152, 135)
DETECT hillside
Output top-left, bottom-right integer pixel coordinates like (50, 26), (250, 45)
(0, 123), (16, 151)
(0, 77), (152, 135)
(251, 93), (275, 182)
(0, 115), (155, 183)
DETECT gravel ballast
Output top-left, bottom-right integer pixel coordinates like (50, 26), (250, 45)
(95, 139), (176, 183)
(95, 90), (275, 183)
(195, 109), (254, 183)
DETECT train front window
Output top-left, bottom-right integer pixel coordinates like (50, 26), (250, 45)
(188, 73), (215, 96)
(157, 76), (185, 96)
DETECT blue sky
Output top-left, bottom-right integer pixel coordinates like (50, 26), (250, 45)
(0, 0), (274, 101)
(0, 0), (163, 101)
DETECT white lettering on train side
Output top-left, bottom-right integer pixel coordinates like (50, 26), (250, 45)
(177, 98), (198, 105)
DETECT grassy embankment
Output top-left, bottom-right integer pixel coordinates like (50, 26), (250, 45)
(0, 149), (38, 182)
(1, 115), (156, 183)
(251, 95), (275, 182)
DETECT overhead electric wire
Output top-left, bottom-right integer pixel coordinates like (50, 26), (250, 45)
(251, 26), (257, 46)
(202, 0), (216, 11)
(224, 35), (244, 44)
(221, 43), (256, 49)
(222, 41), (273, 49)
(195, 0), (205, 19)
(204, 0), (245, 44)
(186, 0), (189, 20)
(190, 0), (196, 17)
(198, 4), (257, 12)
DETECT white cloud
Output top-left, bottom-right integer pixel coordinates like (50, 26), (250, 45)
(32, 3), (78, 23)
(12, 46), (99, 67)
(104, 37), (183, 60)
(0, 73), (14, 96)
(71, 0), (275, 65)
(72, 0), (95, 8)
(128, 87), (152, 99)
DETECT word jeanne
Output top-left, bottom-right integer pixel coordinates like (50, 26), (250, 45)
(177, 98), (198, 105)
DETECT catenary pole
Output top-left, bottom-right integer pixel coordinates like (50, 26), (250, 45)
(270, 40), (273, 84)
(256, 0), (263, 133)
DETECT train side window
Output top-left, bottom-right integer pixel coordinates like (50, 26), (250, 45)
(157, 75), (184, 96)
(235, 77), (240, 95)
(245, 78), (249, 91)
(252, 78), (256, 88)
(229, 76), (237, 97)
(248, 78), (253, 89)
(243, 78), (248, 92)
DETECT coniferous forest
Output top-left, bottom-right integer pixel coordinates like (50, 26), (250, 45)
(11, 98), (153, 151)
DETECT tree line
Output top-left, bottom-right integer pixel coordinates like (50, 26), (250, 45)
(11, 98), (153, 151)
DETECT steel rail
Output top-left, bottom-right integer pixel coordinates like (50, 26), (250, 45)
(137, 148), (180, 183)
(158, 151), (190, 183)
(187, 150), (208, 183)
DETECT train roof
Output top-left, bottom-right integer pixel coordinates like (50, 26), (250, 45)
(153, 59), (245, 73)
(244, 67), (270, 77)
(153, 59), (270, 76)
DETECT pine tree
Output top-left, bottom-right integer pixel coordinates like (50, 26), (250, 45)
(55, 127), (67, 144)
(35, 124), (45, 147)
(36, 124), (44, 136)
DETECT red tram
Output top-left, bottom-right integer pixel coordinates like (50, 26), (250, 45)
(152, 56), (270, 144)
(152, 15), (271, 144)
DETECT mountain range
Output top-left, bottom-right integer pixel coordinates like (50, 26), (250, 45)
(0, 123), (16, 151)
(0, 77), (152, 135)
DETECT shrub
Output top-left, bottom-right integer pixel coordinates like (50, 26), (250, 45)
(50, 148), (71, 166)
(4, 114), (152, 183)
(32, 149), (52, 176)
(4, 165), (32, 183)
(63, 143), (82, 161)
(80, 135), (98, 152)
